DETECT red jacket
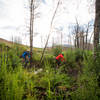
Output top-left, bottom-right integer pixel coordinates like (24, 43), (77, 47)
(56, 54), (65, 62)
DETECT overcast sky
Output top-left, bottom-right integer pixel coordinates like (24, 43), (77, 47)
(0, 0), (95, 48)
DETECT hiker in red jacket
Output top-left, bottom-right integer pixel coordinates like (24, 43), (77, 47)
(56, 53), (66, 66)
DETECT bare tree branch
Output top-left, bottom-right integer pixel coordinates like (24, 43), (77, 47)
(40, 0), (61, 63)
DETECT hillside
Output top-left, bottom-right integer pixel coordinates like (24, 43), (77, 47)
(0, 38), (30, 47)
(0, 38), (13, 46)
(0, 38), (43, 52)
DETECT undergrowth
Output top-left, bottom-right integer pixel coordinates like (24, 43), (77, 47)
(0, 44), (100, 100)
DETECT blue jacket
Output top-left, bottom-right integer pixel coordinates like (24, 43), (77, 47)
(22, 51), (30, 59)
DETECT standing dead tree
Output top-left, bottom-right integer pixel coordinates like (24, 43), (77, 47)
(73, 19), (80, 48)
(28, 0), (40, 68)
(94, 0), (100, 58)
(73, 20), (86, 50)
(74, 19), (80, 48)
(29, 0), (34, 68)
(72, 18), (94, 50)
(84, 21), (94, 50)
(88, 32), (94, 50)
(79, 29), (85, 50)
(40, 0), (61, 63)
(85, 23), (89, 49)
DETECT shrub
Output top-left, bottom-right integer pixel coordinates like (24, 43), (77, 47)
(52, 45), (62, 57)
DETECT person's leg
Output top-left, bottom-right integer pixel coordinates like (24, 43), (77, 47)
(22, 58), (25, 63)
(56, 60), (60, 69)
(21, 58), (25, 67)
(24, 56), (28, 68)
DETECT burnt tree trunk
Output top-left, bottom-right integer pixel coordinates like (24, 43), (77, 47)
(76, 36), (79, 48)
(75, 19), (79, 48)
(75, 38), (77, 48)
(30, 0), (34, 68)
(86, 23), (89, 49)
(83, 35), (84, 50)
(94, 0), (100, 58)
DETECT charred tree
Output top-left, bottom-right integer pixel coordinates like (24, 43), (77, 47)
(94, 0), (100, 58)
(30, 0), (34, 68)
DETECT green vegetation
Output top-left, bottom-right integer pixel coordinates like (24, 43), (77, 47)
(0, 43), (100, 100)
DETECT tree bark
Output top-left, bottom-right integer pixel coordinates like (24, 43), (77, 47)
(94, 0), (100, 57)
(30, 0), (34, 68)
(74, 37), (77, 48)
(75, 18), (79, 48)
(86, 23), (89, 49)
(77, 36), (79, 48)
(83, 35), (84, 50)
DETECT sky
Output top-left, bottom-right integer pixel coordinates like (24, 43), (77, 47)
(0, 0), (95, 48)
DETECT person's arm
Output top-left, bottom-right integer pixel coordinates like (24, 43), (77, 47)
(60, 55), (66, 62)
(62, 56), (66, 62)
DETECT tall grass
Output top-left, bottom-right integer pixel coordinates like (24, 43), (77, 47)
(0, 44), (100, 100)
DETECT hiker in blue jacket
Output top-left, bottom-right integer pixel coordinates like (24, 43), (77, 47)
(21, 51), (30, 67)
